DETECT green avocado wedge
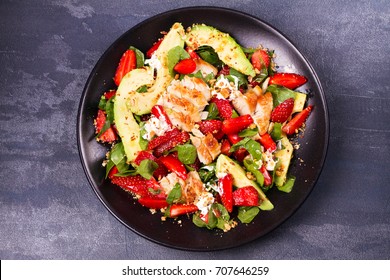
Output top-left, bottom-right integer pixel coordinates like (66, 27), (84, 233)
(114, 68), (154, 163)
(126, 22), (185, 115)
(216, 154), (274, 210)
(185, 24), (256, 77)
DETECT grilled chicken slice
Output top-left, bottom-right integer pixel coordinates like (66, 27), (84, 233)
(158, 76), (211, 131)
(253, 92), (273, 135)
(190, 133), (221, 165)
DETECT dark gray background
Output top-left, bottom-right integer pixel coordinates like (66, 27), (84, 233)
(1, 0), (389, 259)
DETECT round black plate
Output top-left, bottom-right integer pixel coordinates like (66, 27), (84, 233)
(77, 7), (329, 251)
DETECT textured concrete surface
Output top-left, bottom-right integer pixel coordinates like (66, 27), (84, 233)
(0, 0), (389, 259)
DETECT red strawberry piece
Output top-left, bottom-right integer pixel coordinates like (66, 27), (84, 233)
(198, 119), (223, 139)
(234, 148), (248, 162)
(220, 139), (232, 156)
(110, 175), (151, 198)
(148, 128), (190, 157)
(103, 90), (116, 100)
(134, 151), (168, 180)
(270, 98), (295, 123)
(218, 174), (233, 213)
(227, 133), (243, 144)
(251, 49), (270, 70)
(210, 97), (233, 120)
(173, 58), (197, 74)
(218, 65), (231, 76)
(221, 114), (254, 134)
(233, 186), (260, 206)
(138, 197), (168, 209)
(185, 47), (200, 60)
(147, 128), (180, 150)
(282, 105), (313, 135)
(107, 166), (119, 180)
(260, 165), (272, 186)
(269, 72), (308, 90)
(95, 109), (117, 143)
(258, 133), (277, 152)
(169, 204), (198, 218)
(114, 49), (137, 86)
(146, 38), (163, 58)
(159, 155), (187, 180)
(151, 105), (173, 129)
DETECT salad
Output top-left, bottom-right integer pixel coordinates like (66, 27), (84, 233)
(94, 23), (313, 232)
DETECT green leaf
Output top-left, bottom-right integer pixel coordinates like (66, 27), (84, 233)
(277, 176), (296, 193)
(230, 138), (262, 160)
(243, 158), (264, 187)
(238, 126), (258, 137)
(237, 206), (260, 223)
(129, 46), (145, 68)
(105, 159), (115, 178)
(267, 84), (296, 107)
(198, 164), (216, 183)
(271, 122), (283, 141)
(206, 102), (220, 120)
(137, 159), (158, 180)
(228, 68), (248, 88)
(196, 46), (222, 67)
(167, 46), (190, 77)
(136, 85), (148, 93)
(176, 143), (197, 165)
(98, 95), (107, 110)
(166, 183), (182, 204)
(110, 142), (126, 165)
(139, 122), (149, 150)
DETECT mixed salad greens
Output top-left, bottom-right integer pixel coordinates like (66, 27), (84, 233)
(94, 23), (313, 231)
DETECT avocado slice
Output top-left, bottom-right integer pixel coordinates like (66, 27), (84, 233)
(274, 135), (294, 187)
(127, 22), (185, 115)
(292, 92), (307, 113)
(114, 68), (154, 162)
(216, 154), (274, 210)
(185, 24), (256, 77)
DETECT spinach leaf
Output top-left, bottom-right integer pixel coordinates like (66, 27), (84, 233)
(267, 84), (296, 107)
(129, 46), (145, 68)
(196, 46), (222, 67)
(237, 206), (260, 223)
(166, 183), (182, 204)
(167, 46), (190, 77)
(137, 159), (158, 180)
(230, 138), (262, 160)
(277, 176), (296, 193)
(176, 143), (197, 165)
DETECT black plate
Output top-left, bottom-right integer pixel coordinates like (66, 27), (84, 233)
(77, 7), (329, 251)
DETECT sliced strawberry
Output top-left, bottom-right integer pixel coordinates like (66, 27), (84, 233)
(134, 151), (168, 180)
(210, 97), (233, 120)
(220, 139), (232, 156)
(186, 47), (200, 60)
(146, 38), (163, 58)
(148, 128), (180, 150)
(138, 197), (168, 209)
(270, 98), (295, 123)
(151, 105), (173, 129)
(159, 155), (187, 180)
(218, 65), (231, 76)
(169, 204), (198, 218)
(251, 49), (270, 70)
(221, 114), (254, 135)
(282, 105), (313, 135)
(258, 133), (277, 152)
(198, 119), (223, 139)
(173, 58), (197, 74)
(103, 90), (116, 100)
(111, 175), (155, 197)
(114, 49), (137, 86)
(148, 128), (190, 157)
(269, 73), (308, 90)
(233, 186), (260, 206)
(107, 166), (119, 180)
(95, 109), (117, 143)
(218, 174), (233, 213)
(260, 165), (272, 186)
(233, 148), (248, 162)
(227, 133), (243, 145)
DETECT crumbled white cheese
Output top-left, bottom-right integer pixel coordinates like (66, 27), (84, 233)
(142, 115), (171, 140)
(263, 150), (277, 171)
(216, 172), (228, 179)
(144, 53), (162, 70)
(194, 191), (215, 216)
